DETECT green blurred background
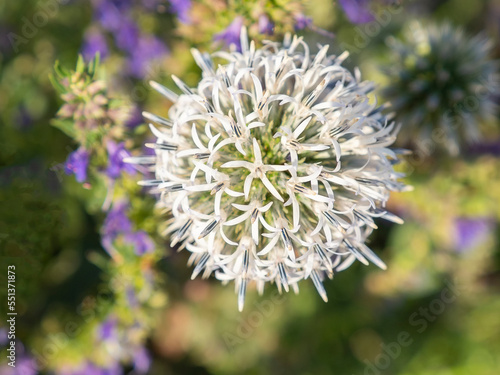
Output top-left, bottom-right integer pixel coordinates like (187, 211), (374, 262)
(1, 0), (500, 374)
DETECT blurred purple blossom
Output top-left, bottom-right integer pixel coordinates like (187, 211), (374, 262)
(128, 35), (168, 78)
(126, 105), (144, 128)
(102, 202), (155, 256)
(214, 16), (244, 51)
(102, 202), (133, 243)
(57, 360), (123, 375)
(106, 141), (136, 179)
(294, 14), (312, 30)
(339, 0), (375, 24)
(90, 0), (169, 78)
(0, 341), (37, 375)
(15, 105), (33, 131)
(169, 0), (192, 24)
(125, 230), (155, 255)
(65, 148), (90, 183)
(93, 0), (132, 32)
(468, 139), (500, 156)
(0, 328), (7, 345)
(454, 217), (493, 252)
(143, 0), (165, 11)
(258, 14), (274, 35)
(82, 30), (109, 61)
(0, 356), (37, 375)
(99, 317), (117, 340)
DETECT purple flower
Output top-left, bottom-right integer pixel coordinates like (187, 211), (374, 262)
(258, 14), (274, 35)
(15, 105), (33, 130)
(454, 217), (493, 252)
(102, 202), (133, 243)
(82, 30), (109, 61)
(125, 231), (155, 255)
(169, 0), (192, 24)
(106, 141), (136, 179)
(133, 347), (151, 374)
(214, 16), (244, 51)
(93, 0), (132, 31)
(128, 35), (168, 78)
(126, 287), (139, 307)
(339, 0), (374, 24)
(65, 148), (90, 183)
(0, 357), (37, 375)
(93, 0), (132, 32)
(468, 139), (500, 156)
(114, 18), (139, 52)
(294, 13), (312, 30)
(98, 317), (117, 340)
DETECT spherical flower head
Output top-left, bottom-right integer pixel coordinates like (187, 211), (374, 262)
(140, 29), (406, 310)
(382, 21), (498, 155)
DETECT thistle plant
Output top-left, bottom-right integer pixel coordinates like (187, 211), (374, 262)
(382, 22), (498, 155)
(135, 29), (406, 310)
(51, 56), (138, 186)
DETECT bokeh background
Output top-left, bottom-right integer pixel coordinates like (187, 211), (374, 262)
(1, 0), (500, 374)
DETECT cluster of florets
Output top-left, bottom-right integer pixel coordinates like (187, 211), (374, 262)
(137, 30), (406, 310)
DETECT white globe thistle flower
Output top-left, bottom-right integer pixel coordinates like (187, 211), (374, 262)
(136, 29), (406, 310)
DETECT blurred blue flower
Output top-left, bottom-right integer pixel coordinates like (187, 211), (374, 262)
(0, 328), (7, 345)
(454, 217), (493, 252)
(339, 0), (374, 24)
(214, 16), (244, 51)
(102, 203), (154, 255)
(114, 18), (139, 52)
(15, 105), (33, 131)
(125, 230), (155, 255)
(468, 140), (500, 156)
(128, 35), (168, 78)
(89, 0), (169, 79)
(82, 30), (109, 61)
(0, 341), (37, 375)
(106, 141), (136, 179)
(58, 361), (123, 375)
(126, 105), (144, 128)
(103, 202), (133, 241)
(294, 13), (312, 30)
(94, 0), (132, 32)
(169, 0), (192, 24)
(258, 14), (274, 35)
(65, 148), (90, 183)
